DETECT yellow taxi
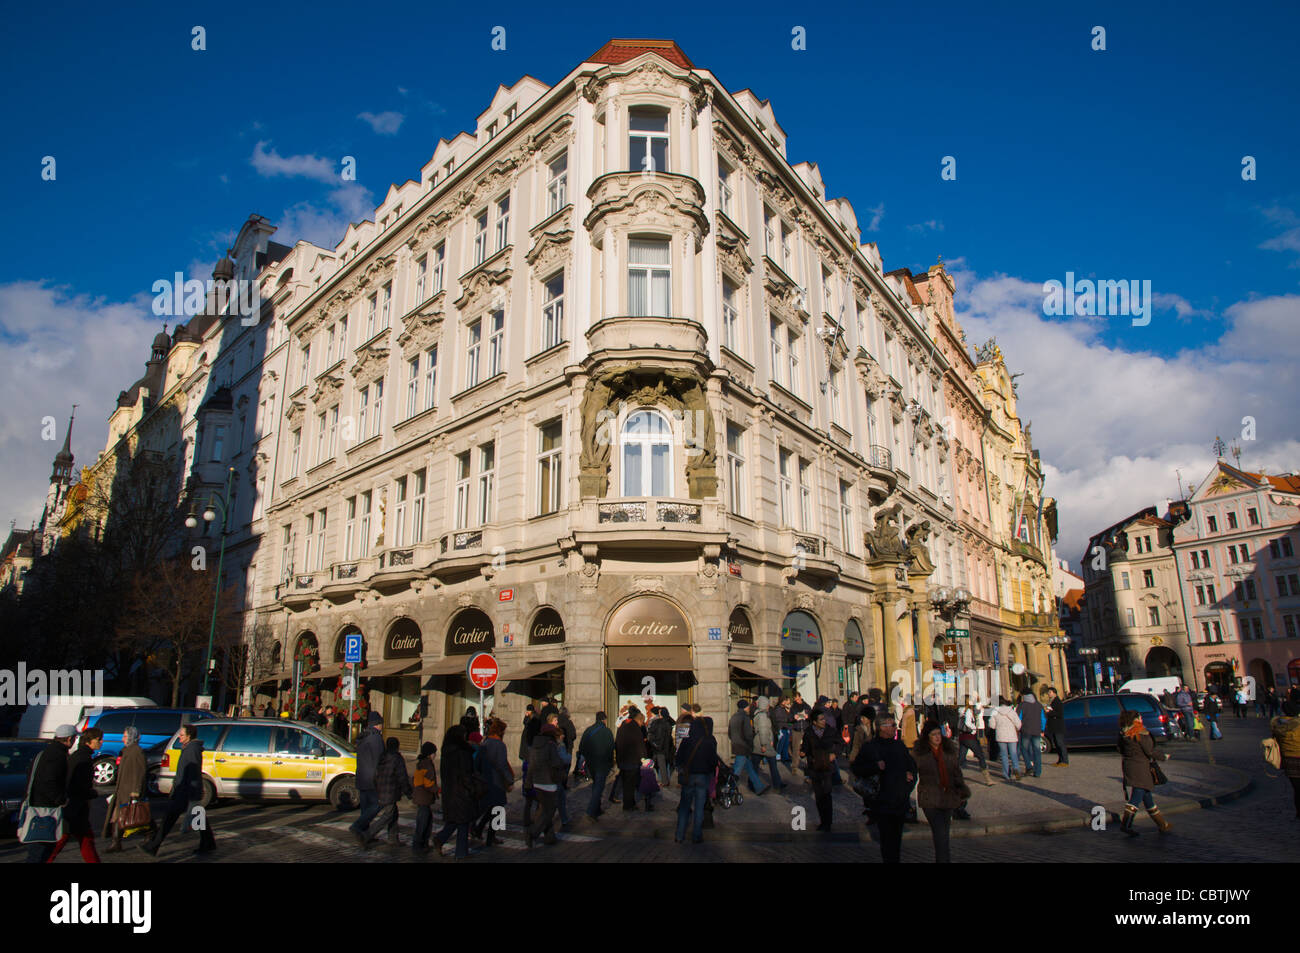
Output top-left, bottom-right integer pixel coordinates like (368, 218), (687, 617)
(157, 718), (359, 810)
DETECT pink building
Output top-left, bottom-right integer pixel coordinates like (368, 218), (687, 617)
(1172, 462), (1300, 692)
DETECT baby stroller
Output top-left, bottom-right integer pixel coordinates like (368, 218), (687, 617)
(715, 762), (743, 809)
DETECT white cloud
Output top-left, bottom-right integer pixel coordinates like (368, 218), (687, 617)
(250, 141), (338, 184)
(950, 265), (1300, 567)
(275, 183), (376, 249)
(863, 203), (884, 232)
(357, 110), (405, 135)
(0, 282), (160, 534)
(907, 220), (944, 233)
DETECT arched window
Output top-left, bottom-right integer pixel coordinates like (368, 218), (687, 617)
(621, 409), (673, 497)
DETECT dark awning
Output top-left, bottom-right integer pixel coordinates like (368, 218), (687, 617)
(729, 661), (790, 682)
(500, 660), (564, 681)
(361, 659), (420, 678)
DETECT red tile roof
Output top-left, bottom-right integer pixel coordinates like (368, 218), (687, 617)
(587, 39), (694, 69)
(1218, 461), (1300, 494)
(1063, 588), (1085, 611)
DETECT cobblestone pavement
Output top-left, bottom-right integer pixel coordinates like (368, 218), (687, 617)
(5, 714), (1294, 863)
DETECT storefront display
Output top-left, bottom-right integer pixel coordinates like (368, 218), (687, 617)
(780, 610), (822, 701)
(605, 596), (695, 719)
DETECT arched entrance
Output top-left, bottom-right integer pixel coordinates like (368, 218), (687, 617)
(499, 607), (567, 705)
(366, 618), (423, 746)
(780, 610), (823, 703)
(605, 595), (695, 718)
(1145, 646), (1182, 678)
(1247, 658), (1274, 692)
(1204, 661), (1234, 693)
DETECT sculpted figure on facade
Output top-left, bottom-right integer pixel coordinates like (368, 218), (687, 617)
(865, 501), (908, 562)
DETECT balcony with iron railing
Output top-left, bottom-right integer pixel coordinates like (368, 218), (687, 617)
(568, 496), (728, 556)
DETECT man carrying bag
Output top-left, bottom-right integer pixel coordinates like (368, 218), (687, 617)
(21, 724), (75, 862)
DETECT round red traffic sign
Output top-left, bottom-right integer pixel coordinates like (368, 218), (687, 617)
(467, 652), (499, 690)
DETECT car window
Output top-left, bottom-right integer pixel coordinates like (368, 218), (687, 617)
(273, 727), (320, 756)
(135, 711), (184, 736)
(1063, 699), (1085, 718)
(1121, 694), (1158, 714)
(218, 725), (274, 754)
(1086, 696), (1121, 718)
(93, 712), (133, 734)
(0, 743), (42, 776)
(169, 724), (225, 750)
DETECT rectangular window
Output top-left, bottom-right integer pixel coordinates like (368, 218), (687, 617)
(717, 159), (734, 218)
(778, 448), (793, 526)
(344, 497), (356, 559)
(1284, 576), (1295, 597)
(325, 325), (336, 365)
(628, 107), (669, 173)
(781, 222), (792, 273)
(415, 255), (427, 304)
(542, 274), (564, 351)
(371, 378), (383, 438)
(487, 310), (505, 378)
(1239, 544), (1250, 562)
(1143, 569), (1154, 587)
(478, 442), (496, 525)
(1121, 571), (1130, 590)
(839, 480), (853, 555)
(366, 293), (377, 340)
(538, 420), (562, 516)
(722, 281), (739, 353)
(316, 412), (326, 464)
(1287, 615), (1298, 639)
(358, 491), (372, 557)
(628, 239), (671, 316)
(764, 207), (776, 258)
(1207, 514), (1218, 533)
(411, 469), (426, 543)
(474, 211), (488, 265)
(1201, 549), (1211, 567)
(547, 153), (568, 215)
(357, 387), (369, 440)
(289, 428), (301, 477)
(455, 452), (471, 530)
(1125, 607), (1135, 627)
(431, 243), (445, 294)
(300, 343), (310, 388)
(406, 357), (420, 418)
(423, 346), (437, 410)
(1148, 606), (1159, 626)
(393, 476), (407, 548)
(380, 282), (392, 330)
(495, 195), (510, 251)
(1195, 585), (1205, 605)
(1291, 574), (1300, 595)
(303, 514), (314, 575)
(1207, 583), (1217, 603)
(1245, 579), (1257, 600)
(1229, 546), (1239, 564)
(1247, 507), (1259, 526)
(798, 457), (812, 531)
(787, 329), (801, 395)
(1200, 622), (1211, 643)
(314, 509), (327, 570)
(465, 319), (482, 389)
(210, 425), (225, 462)
(1227, 511), (1238, 530)
(770, 318), (782, 384)
(830, 364), (843, 426)
(1239, 618), (1251, 641)
(1190, 551), (1200, 569)
(1212, 621), (1223, 642)
(726, 423), (745, 516)
(327, 405), (339, 458)
(280, 525), (292, 579)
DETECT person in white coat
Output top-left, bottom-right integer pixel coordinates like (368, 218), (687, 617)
(990, 698), (1023, 781)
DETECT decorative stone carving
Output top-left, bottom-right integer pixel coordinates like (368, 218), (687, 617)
(795, 592), (816, 611)
(284, 399), (307, 427)
(865, 502), (907, 562)
(525, 224), (573, 276)
(905, 520), (935, 576)
(356, 253), (397, 293)
(408, 205), (456, 254)
(633, 576), (665, 593)
(453, 264), (511, 315)
(579, 544), (600, 590)
(529, 114), (575, 161)
(578, 365), (718, 499)
(397, 295), (445, 355)
(350, 341), (390, 385)
(716, 229), (754, 277)
(310, 371), (345, 409)
(584, 172), (710, 252)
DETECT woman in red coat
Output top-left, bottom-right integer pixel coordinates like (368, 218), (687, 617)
(1118, 709), (1172, 835)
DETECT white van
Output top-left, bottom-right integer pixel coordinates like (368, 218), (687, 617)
(1118, 676), (1182, 699)
(17, 696), (157, 739)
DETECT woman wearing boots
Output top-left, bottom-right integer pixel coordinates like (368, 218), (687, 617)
(1118, 710), (1172, 836)
(105, 726), (149, 853)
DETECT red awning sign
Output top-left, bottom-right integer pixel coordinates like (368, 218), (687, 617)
(467, 652), (499, 690)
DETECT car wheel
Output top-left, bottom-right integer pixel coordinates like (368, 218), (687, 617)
(92, 758), (117, 787)
(328, 777), (359, 811)
(200, 779), (218, 809)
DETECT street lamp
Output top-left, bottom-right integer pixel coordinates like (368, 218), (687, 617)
(930, 586), (972, 705)
(1079, 647), (1099, 694)
(186, 466), (237, 701)
(1106, 655), (1122, 692)
(1045, 635), (1069, 691)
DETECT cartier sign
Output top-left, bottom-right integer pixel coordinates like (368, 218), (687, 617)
(605, 597), (690, 646)
(386, 618), (422, 659)
(446, 609), (494, 656)
(728, 608), (754, 644)
(530, 608), (566, 646)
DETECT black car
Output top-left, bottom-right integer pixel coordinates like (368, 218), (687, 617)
(1061, 692), (1174, 748)
(0, 740), (47, 836)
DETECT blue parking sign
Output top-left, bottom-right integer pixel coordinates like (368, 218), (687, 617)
(345, 634), (363, 664)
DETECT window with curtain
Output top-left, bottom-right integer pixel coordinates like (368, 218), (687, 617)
(628, 107), (669, 173)
(621, 409), (673, 497)
(628, 238), (671, 316)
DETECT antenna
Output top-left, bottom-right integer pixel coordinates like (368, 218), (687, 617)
(1175, 468), (1185, 500)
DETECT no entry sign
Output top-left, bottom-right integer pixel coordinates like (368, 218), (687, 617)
(467, 652), (499, 690)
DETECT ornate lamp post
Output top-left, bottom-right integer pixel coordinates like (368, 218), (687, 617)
(1046, 635), (1070, 690)
(186, 466), (236, 701)
(930, 586), (972, 704)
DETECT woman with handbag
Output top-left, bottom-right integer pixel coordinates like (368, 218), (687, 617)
(21, 726), (73, 863)
(1117, 709), (1172, 836)
(105, 726), (149, 853)
(913, 721), (971, 863)
(1269, 700), (1300, 819)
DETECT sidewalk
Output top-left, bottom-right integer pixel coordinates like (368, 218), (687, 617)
(515, 747), (1251, 843)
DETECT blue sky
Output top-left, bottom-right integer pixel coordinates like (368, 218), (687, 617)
(2, 0), (1298, 561)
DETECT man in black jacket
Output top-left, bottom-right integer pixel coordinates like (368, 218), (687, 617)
(614, 707), (646, 812)
(852, 715), (917, 862)
(24, 726), (74, 863)
(142, 723), (215, 856)
(348, 712), (385, 845)
(1043, 687), (1069, 765)
(578, 712), (615, 819)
